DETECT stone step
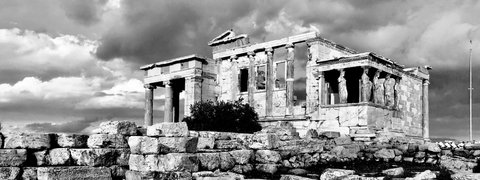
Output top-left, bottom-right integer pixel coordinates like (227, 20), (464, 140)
(37, 166), (112, 180)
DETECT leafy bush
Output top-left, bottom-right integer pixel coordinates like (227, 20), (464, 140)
(183, 98), (261, 133)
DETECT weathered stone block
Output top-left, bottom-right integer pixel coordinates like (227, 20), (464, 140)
(87, 134), (128, 148)
(46, 148), (71, 165)
(157, 137), (198, 153)
(55, 133), (88, 148)
(382, 167), (404, 177)
(125, 170), (159, 180)
(230, 150), (254, 165)
(22, 167), (37, 180)
(116, 148), (130, 166)
(32, 150), (48, 166)
(192, 171), (244, 180)
(146, 122), (188, 137)
(0, 149), (27, 166)
(214, 140), (241, 149)
(110, 165), (128, 179)
(256, 164), (279, 174)
(256, 150), (281, 164)
(374, 148), (395, 160)
(248, 133), (278, 149)
(0, 133), (3, 149)
(98, 121), (138, 135)
(37, 167), (112, 180)
(280, 174), (315, 180)
(198, 131), (232, 140)
(320, 168), (355, 180)
(231, 164), (254, 174)
(70, 148), (126, 166)
(128, 136), (159, 154)
(0, 167), (20, 180)
(197, 137), (215, 149)
(197, 153), (220, 171)
(219, 152), (235, 171)
(4, 133), (51, 149)
(130, 153), (199, 172)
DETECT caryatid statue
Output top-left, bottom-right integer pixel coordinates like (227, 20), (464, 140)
(361, 67), (372, 102)
(338, 69), (348, 103)
(384, 74), (395, 108)
(394, 77), (401, 109)
(373, 70), (385, 105)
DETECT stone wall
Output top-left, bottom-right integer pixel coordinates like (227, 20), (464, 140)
(2, 121), (480, 180)
(0, 121), (137, 180)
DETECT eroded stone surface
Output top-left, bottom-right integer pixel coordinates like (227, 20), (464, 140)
(197, 153), (220, 171)
(55, 134), (88, 148)
(219, 152), (235, 170)
(197, 137), (215, 149)
(256, 163), (279, 174)
(230, 149), (254, 165)
(130, 153), (199, 172)
(320, 168), (355, 180)
(382, 167), (404, 177)
(256, 150), (281, 163)
(22, 167), (37, 180)
(4, 133), (51, 149)
(70, 148), (127, 166)
(0, 149), (27, 166)
(0, 167), (20, 180)
(46, 148), (71, 165)
(87, 134), (128, 148)
(280, 174), (316, 180)
(98, 121), (138, 135)
(147, 122), (189, 137)
(192, 171), (244, 180)
(37, 166), (112, 180)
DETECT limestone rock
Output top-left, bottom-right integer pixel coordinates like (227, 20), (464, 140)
(198, 131), (232, 140)
(55, 133), (88, 148)
(70, 148), (123, 166)
(37, 166), (112, 180)
(0, 149), (27, 166)
(46, 148), (71, 165)
(230, 150), (254, 164)
(280, 174), (316, 180)
(4, 133), (51, 149)
(419, 142), (441, 153)
(197, 153), (220, 171)
(157, 137), (198, 153)
(451, 172), (480, 180)
(197, 137), (215, 149)
(214, 140), (241, 149)
(408, 170), (436, 180)
(334, 137), (352, 145)
(130, 153), (199, 172)
(288, 168), (309, 176)
(219, 152), (235, 170)
(256, 150), (281, 163)
(319, 131), (341, 139)
(125, 170), (160, 180)
(192, 171), (245, 180)
(231, 164), (253, 174)
(128, 136), (156, 154)
(146, 122), (189, 137)
(0, 167), (20, 180)
(33, 150), (48, 166)
(87, 134), (128, 148)
(382, 167), (404, 177)
(248, 133), (279, 149)
(110, 165), (128, 179)
(374, 149), (395, 160)
(22, 167), (37, 180)
(304, 129), (318, 140)
(98, 121), (138, 135)
(320, 168), (355, 180)
(115, 148), (130, 166)
(256, 164), (279, 174)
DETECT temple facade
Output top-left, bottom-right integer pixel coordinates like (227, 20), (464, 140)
(141, 30), (430, 140)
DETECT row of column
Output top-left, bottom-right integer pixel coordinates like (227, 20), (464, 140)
(245, 44), (295, 118)
(143, 76), (202, 126)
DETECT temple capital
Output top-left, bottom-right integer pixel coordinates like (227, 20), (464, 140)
(285, 43), (294, 49)
(144, 84), (156, 89)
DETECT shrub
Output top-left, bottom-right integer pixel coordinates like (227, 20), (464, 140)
(183, 98), (261, 133)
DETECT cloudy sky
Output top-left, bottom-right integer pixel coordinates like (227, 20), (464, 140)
(0, 0), (479, 139)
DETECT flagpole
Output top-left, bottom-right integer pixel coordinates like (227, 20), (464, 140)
(469, 40), (473, 141)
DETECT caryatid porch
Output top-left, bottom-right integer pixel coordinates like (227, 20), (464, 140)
(140, 55), (217, 126)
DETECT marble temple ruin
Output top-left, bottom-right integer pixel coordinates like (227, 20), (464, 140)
(140, 30), (431, 140)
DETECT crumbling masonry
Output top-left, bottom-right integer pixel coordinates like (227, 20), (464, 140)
(141, 30), (430, 140)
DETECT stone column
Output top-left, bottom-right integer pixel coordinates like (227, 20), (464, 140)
(184, 76), (203, 117)
(230, 55), (238, 101)
(247, 51), (256, 105)
(144, 84), (155, 126)
(285, 43), (295, 117)
(163, 80), (174, 123)
(265, 48), (274, 117)
(422, 79), (430, 140)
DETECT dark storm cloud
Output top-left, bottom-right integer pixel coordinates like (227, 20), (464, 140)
(59, 0), (108, 26)
(25, 117), (106, 133)
(95, 0), (287, 64)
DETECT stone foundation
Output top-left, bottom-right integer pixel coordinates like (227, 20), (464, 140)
(1, 121), (479, 180)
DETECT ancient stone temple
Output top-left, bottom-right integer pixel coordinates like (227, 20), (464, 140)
(141, 30), (431, 140)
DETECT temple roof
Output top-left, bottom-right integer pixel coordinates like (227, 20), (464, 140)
(140, 54), (210, 70)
